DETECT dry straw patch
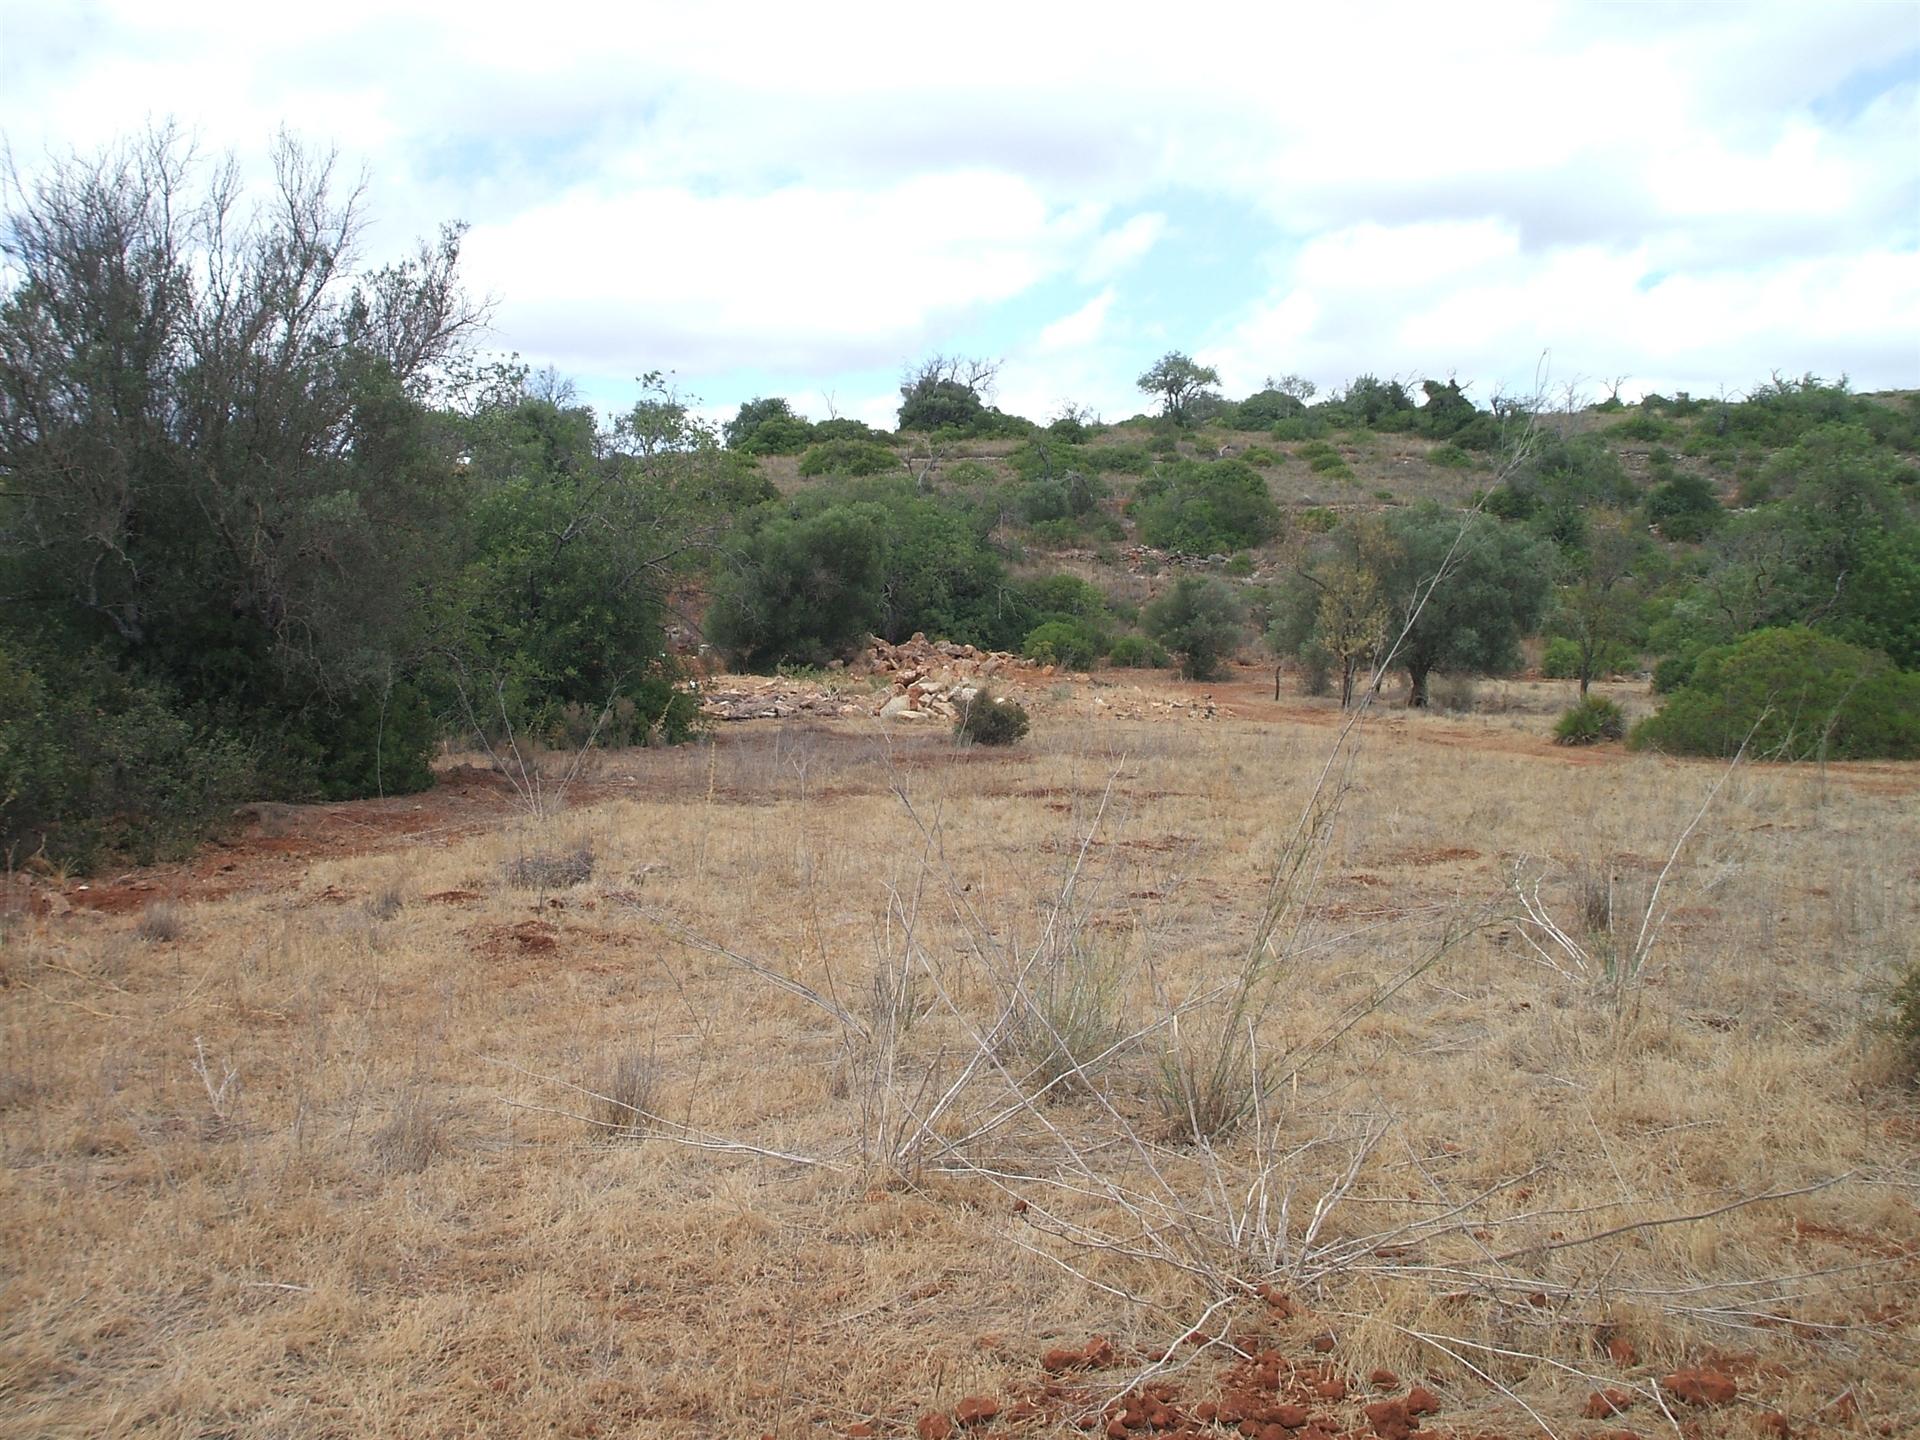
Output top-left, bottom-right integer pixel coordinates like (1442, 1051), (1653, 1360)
(0, 703), (1916, 1438)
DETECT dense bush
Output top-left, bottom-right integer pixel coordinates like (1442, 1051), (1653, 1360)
(1233, 388), (1307, 428)
(1131, 460), (1282, 555)
(1083, 444), (1155, 475)
(1106, 634), (1170, 669)
(708, 480), (1031, 668)
(1880, 959), (1920, 1084)
(1645, 471), (1723, 540)
(955, 691), (1030, 747)
(0, 647), (257, 870)
(1023, 620), (1104, 670)
(1543, 635), (1634, 681)
(724, 397), (812, 454)
(1144, 576), (1243, 680)
(1631, 627), (1920, 760)
(1270, 416), (1330, 442)
(1554, 695), (1626, 745)
(810, 417), (893, 445)
(798, 439), (900, 477)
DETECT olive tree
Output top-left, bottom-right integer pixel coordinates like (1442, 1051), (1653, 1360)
(1137, 351), (1221, 426)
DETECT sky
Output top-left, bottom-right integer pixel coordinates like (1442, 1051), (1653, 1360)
(3, 1), (1918, 431)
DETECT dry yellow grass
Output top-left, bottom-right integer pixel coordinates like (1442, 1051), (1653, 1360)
(2, 679), (1917, 1438)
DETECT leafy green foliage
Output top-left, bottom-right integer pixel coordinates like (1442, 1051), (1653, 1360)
(706, 502), (891, 670)
(438, 380), (746, 750)
(1232, 388), (1307, 428)
(0, 646), (256, 870)
(708, 479), (1030, 668)
(1831, 526), (1920, 670)
(1879, 959), (1920, 1083)
(1644, 471), (1723, 540)
(1329, 374), (1416, 428)
(0, 129), (477, 814)
(955, 691), (1030, 746)
(1553, 695), (1626, 745)
(1137, 352), (1222, 426)
(1144, 576), (1243, 680)
(1023, 620), (1104, 670)
(724, 396), (812, 454)
(1131, 460), (1282, 554)
(1631, 628), (1920, 760)
(1106, 634), (1170, 668)
(1374, 508), (1553, 705)
(798, 438), (899, 476)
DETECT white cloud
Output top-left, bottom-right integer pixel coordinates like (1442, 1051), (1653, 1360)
(2, 0), (1915, 411)
(460, 173), (1104, 375)
(1082, 214), (1167, 282)
(1035, 289), (1116, 354)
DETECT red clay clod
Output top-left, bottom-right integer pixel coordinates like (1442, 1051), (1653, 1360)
(953, 1395), (999, 1426)
(1662, 1368), (1738, 1406)
(1584, 1387), (1636, 1418)
(916, 1413), (954, 1440)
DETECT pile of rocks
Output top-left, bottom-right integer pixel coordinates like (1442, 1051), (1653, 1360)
(696, 677), (869, 723)
(856, 633), (1054, 722)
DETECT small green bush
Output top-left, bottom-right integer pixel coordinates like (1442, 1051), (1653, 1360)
(1269, 416), (1328, 442)
(1023, 620), (1104, 671)
(1297, 640), (1333, 697)
(1240, 445), (1280, 467)
(955, 691), (1030, 747)
(1428, 442), (1474, 469)
(1296, 507), (1338, 534)
(1106, 634), (1170, 669)
(797, 439), (899, 477)
(1615, 412), (1671, 441)
(1541, 637), (1582, 679)
(1879, 960), (1920, 1083)
(1309, 452), (1350, 474)
(1554, 695), (1626, 745)
(0, 647), (258, 871)
(1144, 575), (1242, 680)
(1631, 627), (1920, 760)
(1085, 444), (1154, 475)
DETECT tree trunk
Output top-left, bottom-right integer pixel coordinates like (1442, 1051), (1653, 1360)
(1407, 663), (1431, 707)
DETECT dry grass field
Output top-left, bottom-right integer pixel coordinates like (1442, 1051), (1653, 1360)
(3, 670), (1917, 1439)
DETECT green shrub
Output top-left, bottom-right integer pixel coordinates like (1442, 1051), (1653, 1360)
(1645, 471), (1723, 541)
(1309, 452), (1350, 474)
(1615, 412), (1671, 441)
(1297, 640), (1333, 697)
(1144, 575), (1242, 680)
(0, 647), (258, 871)
(1023, 620), (1104, 671)
(1631, 627), (1920, 760)
(955, 691), (1030, 746)
(810, 417), (892, 445)
(1554, 695), (1626, 745)
(1270, 416), (1329, 442)
(1130, 460), (1281, 555)
(1652, 653), (1697, 694)
(1428, 442), (1474, 469)
(1085, 444), (1154, 475)
(1296, 507), (1338, 534)
(1541, 637), (1582, 679)
(1240, 445), (1280, 467)
(1879, 960), (1920, 1083)
(797, 439), (899, 477)
(1106, 634), (1170, 669)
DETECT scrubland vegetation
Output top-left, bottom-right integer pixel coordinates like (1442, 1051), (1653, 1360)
(4, 131), (1919, 1438)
